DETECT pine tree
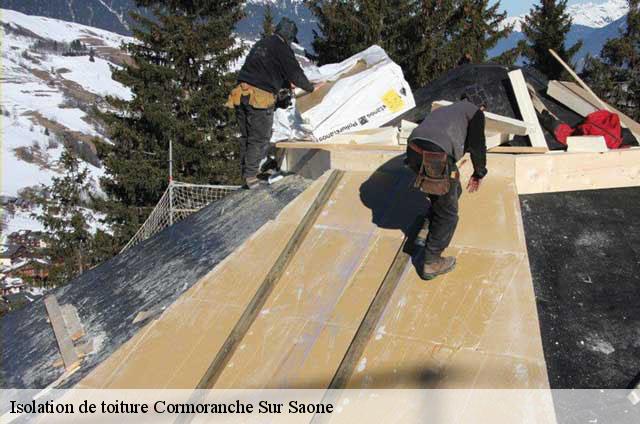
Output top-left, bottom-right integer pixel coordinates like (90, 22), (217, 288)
(451, 0), (512, 64)
(405, 0), (458, 87)
(519, 0), (583, 79)
(99, 0), (245, 246)
(309, 0), (512, 88)
(261, 4), (275, 38)
(308, 0), (372, 65)
(89, 47), (95, 62)
(583, 0), (640, 121)
(33, 150), (96, 286)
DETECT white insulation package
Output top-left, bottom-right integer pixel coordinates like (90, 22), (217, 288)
(271, 45), (415, 143)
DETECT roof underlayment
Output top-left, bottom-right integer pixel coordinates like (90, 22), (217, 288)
(1, 176), (311, 388)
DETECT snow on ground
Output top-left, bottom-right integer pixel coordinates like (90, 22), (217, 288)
(1, 9), (130, 240)
(1, 8), (131, 48)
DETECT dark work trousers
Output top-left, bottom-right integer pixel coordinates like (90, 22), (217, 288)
(236, 95), (274, 179)
(407, 140), (462, 259)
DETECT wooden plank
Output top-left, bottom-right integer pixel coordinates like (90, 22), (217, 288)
(548, 49), (609, 110)
(547, 80), (598, 117)
(562, 82), (640, 137)
(508, 69), (548, 149)
(488, 146), (548, 154)
(515, 149), (640, 194)
(196, 170), (345, 389)
(322, 127), (399, 146)
(566, 136), (608, 153)
(44, 296), (80, 372)
(60, 304), (84, 341)
(548, 50), (640, 137)
(432, 100), (530, 136)
(276, 141), (404, 152)
(327, 239), (410, 390)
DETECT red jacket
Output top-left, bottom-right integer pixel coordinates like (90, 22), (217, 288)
(554, 110), (623, 149)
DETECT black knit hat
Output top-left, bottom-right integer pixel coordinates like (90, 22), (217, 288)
(460, 84), (489, 109)
(275, 18), (299, 44)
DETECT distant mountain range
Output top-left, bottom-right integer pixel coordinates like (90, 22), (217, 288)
(1, 0), (629, 67)
(0, 0), (318, 49)
(492, 0), (628, 69)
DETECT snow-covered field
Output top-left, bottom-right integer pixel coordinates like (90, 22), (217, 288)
(1, 9), (133, 242)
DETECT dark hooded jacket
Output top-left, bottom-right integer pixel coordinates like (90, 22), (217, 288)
(237, 34), (314, 95)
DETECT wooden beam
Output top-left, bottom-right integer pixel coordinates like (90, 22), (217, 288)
(548, 49), (609, 110)
(276, 141), (405, 152)
(566, 136), (608, 153)
(321, 127), (399, 146)
(547, 80), (598, 117)
(431, 100), (530, 136)
(561, 82), (640, 138)
(548, 50), (640, 138)
(508, 69), (548, 149)
(515, 148), (640, 194)
(60, 304), (84, 341)
(488, 146), (548, 154)
(196, 170), (346, 389)
(44, 296), (80, 372)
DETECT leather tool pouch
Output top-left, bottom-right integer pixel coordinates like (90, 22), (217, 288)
(225, 83), (276, 109)
(414, 151), (451, 196)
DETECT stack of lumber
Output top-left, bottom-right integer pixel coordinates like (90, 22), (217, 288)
(399, 120), (418, 145)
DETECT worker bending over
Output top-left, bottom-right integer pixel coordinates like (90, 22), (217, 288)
(226, 18), (320, 189)
(407, 96), (487, 280)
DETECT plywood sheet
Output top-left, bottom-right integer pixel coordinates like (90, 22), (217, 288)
(452, 155), (525, 253)
(213, 227), (375, 388)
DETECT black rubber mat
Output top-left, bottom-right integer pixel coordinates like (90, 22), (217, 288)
(520, 187), (640, 388)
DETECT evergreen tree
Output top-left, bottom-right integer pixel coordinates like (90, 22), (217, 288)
(583, 0), (640, 121)
(261, 4), (275, 38)
(99, 0), (245, 246)
(89, 47), (95, 62)
(405, 0), (458, 87)
(33, 150), (96, 286)
(451, 0), (512, 64)
(308, 0), (374, 65)
(519, 0), (582, 79)
(309, 0), (512, 88)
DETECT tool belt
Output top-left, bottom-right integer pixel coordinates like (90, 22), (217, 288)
(225, 82), (276, 110)
(409, 142), (459, 196)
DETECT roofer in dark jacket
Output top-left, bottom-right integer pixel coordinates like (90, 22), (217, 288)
(226, 18), (321, 189)
(407, 96), (487, 280)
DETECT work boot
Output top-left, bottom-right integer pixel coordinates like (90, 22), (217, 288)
(243, 176), (260, 190)
(421, 256), (456, 280)
(259, 156), (278, 174)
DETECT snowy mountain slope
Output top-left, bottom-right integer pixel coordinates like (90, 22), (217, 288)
(2, 0), (319, 51)
(500, 0), (628, 32)
(1, 0), (136, 35)
(1, 9), (132, 240)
